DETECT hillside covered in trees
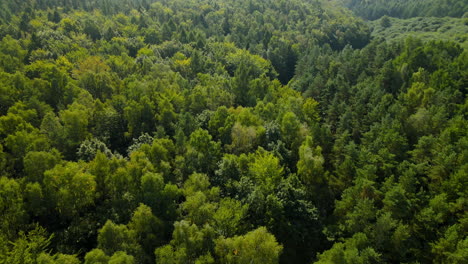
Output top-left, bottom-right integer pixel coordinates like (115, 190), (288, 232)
(337, 0), (468, 20)
(0, 0), (466, 263)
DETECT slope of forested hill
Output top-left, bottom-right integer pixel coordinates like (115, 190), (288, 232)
(0, 0), (466, 264)
(337, 0), (468, 20)
(370, 16), (468, 49)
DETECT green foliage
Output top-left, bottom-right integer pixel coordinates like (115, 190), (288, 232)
(84, 249), (110, 264)
(297, 136), (326, 187)
(37, 253), (80, 264)
(23, 149), (62, 182)
(0, 177), (26, 240)
(108, 251), (135, 264)
(212, 198), (248, 237)
(248, 148), (284, 192)
(315, 233), (381, 264)
(155, 220), (216, 264)
(371, 17), (468, 50)
(43, 162), (96, 219)
(215, 227), (283, 264)
(431, 223), (468, 263)
(0, 35), (27, 73)
(339, 0), (468, 20)
(1, 226), (53, 264)
(185, 129), (222, 176)
(127, 204), (164, 259)
(97, 220), (141, 258)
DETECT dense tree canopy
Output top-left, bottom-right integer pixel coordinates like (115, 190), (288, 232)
(338, 0), (468, 20)
(0, 0), (466, 264)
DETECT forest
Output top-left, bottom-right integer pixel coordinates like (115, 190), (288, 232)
(0, 0), (466, 263)
(337, 0), (468, 20)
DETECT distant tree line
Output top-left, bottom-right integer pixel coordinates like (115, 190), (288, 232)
(338, 0), (468, 20)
